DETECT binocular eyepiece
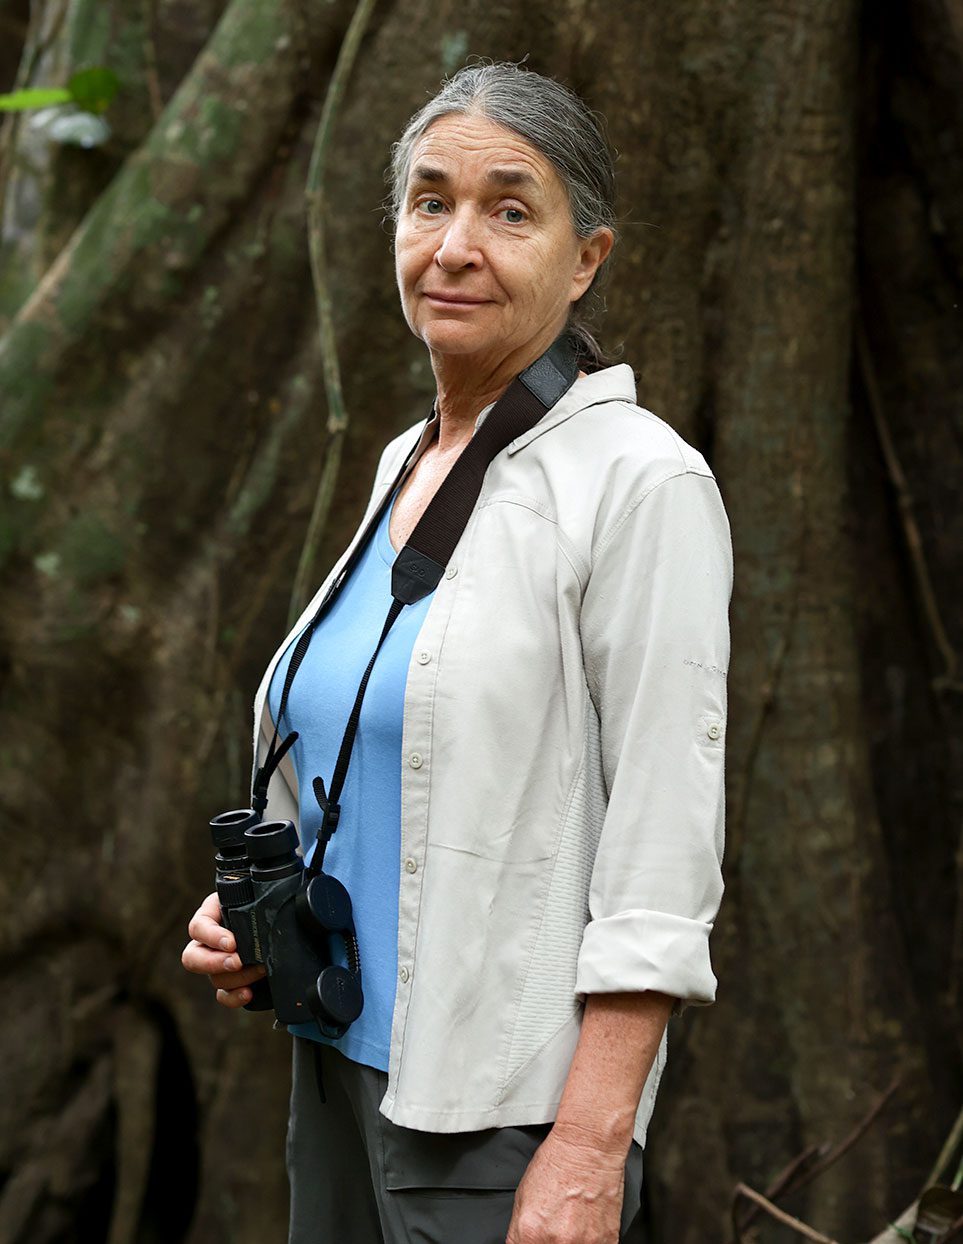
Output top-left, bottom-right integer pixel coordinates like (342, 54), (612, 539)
(209, 809), (363, 1035)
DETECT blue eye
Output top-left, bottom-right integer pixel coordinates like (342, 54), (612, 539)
(420, 199), (445, 214)
(501, 207), (527, 224)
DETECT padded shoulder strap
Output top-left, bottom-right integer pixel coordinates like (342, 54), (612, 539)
(392, 331), (579, 603)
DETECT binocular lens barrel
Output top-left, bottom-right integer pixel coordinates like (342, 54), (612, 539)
(245, 820), (302, 880)
(210, 808), (261, 857)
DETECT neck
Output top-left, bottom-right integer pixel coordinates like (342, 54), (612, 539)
(427, 322), (567, 454)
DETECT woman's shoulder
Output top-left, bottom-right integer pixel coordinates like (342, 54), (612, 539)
(509, 376), (728, 558)
(522, 362), (716, 492)
(529, 390), (720, 534)
(579, 395), (715, 482)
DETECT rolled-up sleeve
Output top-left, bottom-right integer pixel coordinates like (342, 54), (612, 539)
(576, 468), (733, 1017)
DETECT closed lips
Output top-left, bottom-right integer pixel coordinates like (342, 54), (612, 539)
(424, 292), (488, 303)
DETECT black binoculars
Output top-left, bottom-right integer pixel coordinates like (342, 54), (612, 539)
(209, 809), (364, 1037)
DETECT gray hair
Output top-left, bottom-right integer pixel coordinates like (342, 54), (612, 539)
(386, 61), (620, 370)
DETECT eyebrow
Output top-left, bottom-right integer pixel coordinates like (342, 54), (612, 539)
(409, 164), (541, 194)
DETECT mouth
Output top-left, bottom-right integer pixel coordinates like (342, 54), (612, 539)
(422, 292), (490, 307)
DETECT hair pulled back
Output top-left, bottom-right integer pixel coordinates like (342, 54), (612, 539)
(387, 60), (620, 371)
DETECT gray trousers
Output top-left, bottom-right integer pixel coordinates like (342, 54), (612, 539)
(287, 1036), (645, 1244)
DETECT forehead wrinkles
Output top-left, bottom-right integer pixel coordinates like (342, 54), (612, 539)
(408, 119), (556, 199)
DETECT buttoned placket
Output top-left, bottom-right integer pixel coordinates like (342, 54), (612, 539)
(386, 547), (461, 1097)
(385, 406), (484, 1091)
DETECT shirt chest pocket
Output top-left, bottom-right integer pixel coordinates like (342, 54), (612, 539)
(411, 501), (584, 865)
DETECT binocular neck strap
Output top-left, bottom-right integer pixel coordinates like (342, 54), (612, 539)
(307, 595), (404, 876)
(254, 331), (580, 839)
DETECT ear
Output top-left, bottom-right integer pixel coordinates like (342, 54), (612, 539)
(569, 228), (614, 302)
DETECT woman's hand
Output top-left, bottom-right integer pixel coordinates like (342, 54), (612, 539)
(180, 891), (268, 1008)
(505, 1123), (627, 1244)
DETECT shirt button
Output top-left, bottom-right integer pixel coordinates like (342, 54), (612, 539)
(409, 752), (423, 769)
(404, 857), (417, 873)
(417, 650), (431, 665)
(444, 566), (457, 579)
(399, 966), (410, 983)
(707, 723), (721, 740)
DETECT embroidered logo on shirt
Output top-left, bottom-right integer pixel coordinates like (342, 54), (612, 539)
(683, 657), (728, 676)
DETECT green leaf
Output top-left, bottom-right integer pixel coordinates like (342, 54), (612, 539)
(0, 87), (72, 111)
(67, 67), (120, 114)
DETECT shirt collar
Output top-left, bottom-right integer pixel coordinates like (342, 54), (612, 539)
(419, 362), (637, 457)
(506, 363), (637, 454)
(473, 399), (497, 435)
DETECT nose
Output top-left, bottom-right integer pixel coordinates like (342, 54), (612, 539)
(434, 206), (482, 272)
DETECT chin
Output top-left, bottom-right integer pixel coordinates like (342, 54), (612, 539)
(418, 322), (500, 357)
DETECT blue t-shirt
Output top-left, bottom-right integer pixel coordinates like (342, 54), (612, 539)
(267, 489), (434, 1070)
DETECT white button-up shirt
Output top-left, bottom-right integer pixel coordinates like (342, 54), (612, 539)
(252, 363), (733, 1147)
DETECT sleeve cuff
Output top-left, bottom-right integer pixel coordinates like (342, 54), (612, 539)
(575, 909), (718, 1017)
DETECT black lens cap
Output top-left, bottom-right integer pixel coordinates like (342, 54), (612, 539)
(315, 966), (363, 1027)
(305, 874), (353, 931)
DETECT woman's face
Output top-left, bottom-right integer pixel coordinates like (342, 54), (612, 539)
(394, 112), (612, 368)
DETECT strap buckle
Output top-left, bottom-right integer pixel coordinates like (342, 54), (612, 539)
(251, 730), (299, 815)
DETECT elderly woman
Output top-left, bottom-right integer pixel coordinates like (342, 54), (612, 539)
(182, 61), (732, 1244)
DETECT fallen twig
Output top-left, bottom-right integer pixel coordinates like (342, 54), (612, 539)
(733, 1181), (842, 1244)
(730, 1143), (826, 1242)
(790, 1077), (901, 1198)
(733, 1079), (899, 1241)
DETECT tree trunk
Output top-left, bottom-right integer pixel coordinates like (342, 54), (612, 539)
(0, 2), (959, 1241)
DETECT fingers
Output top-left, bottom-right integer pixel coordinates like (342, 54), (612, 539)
(207, 962), (269, 991)
(214, 956), (270, 1003)
(187, 892), (235, 953)
(182, 936), (267, 992)
(181, 938), (269, 982)
(182, 940), (242, 976)
(216, 984), (258, 1009)
(182, 893), (270, 1012)
(183, 892), (272, 1010)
